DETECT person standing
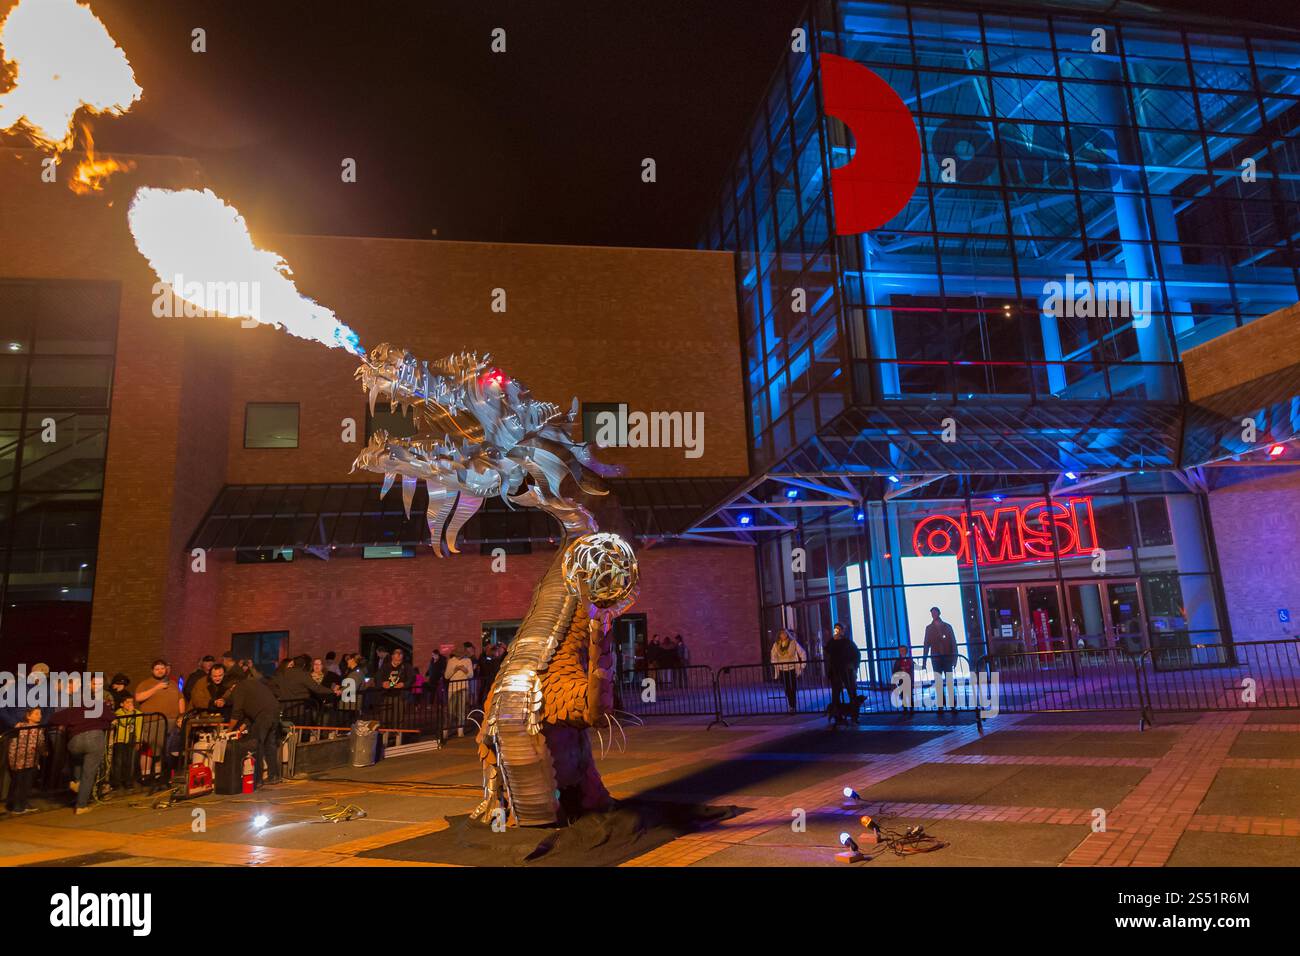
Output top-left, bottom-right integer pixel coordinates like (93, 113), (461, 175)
(376, 647), (414, 739)
(477, 643), (499, 706)
(4, 707), (46, 814)
(444, 646), (475, 735)
(921, 607), (959, 711)
(892, 644), (916, 713)
(110, 696), (143, 791)
(769, 630), (807, 714)
(49, 686), (115, 815)
(227, 677), (283, 788)
(183, 656), (214, 705)
(134, 660), (185, 789)
(825, 623), (861, 725)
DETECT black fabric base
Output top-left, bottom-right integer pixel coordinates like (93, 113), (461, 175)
(359, 799), (748, 867)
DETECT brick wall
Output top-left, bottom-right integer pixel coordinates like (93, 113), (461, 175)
(174, 543), (760, 672)
(1183, 302), (1300, 401)
(1207, 467), (1300, 642)
(0, 148), (760, 679)
(223, 236), (748, 484)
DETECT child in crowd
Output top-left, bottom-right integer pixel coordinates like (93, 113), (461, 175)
(111, 696), (144, 791)
(892, 645), (915, 713)
(4, 707), (46, 814)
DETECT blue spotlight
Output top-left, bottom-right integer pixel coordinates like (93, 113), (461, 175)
(785, 488), (799, 499)
(738, 513), (753, 526)
(887, 475), (900, 484)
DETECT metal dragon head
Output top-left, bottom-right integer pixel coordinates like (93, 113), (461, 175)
(351, 344), (619, 555)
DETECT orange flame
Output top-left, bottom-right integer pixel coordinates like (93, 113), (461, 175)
(68, 119), (132, 193)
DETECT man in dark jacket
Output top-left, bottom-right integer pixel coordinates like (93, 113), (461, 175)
(376, 647), (414, 734)
(50, 687), (116, 814)
(183, 656), (214, 703)
(825, 623), (861, 726)
(228, 677), (282, 787)
(272, 654), (339, 727)
(476, 644), (499, 706)
(921, 607), (959, 710)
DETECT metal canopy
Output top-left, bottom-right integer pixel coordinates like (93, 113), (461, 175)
(187, 476), (745, 555)
(781, 400), (1184, 477)
(1182, 361), (1300, 467)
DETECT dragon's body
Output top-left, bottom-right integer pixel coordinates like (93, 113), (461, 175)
(351, 345), (636, 826)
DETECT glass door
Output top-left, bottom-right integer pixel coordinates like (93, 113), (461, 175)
(1025, 584), (1066, 656)
(984, 586), (1024, 657)
(1107, 580), (1147, 653)
(1066, 582), (1108, 651)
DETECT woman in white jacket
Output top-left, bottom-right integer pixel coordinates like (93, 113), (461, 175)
(444, 650), (475, 736)
(769, 630), (807, 713)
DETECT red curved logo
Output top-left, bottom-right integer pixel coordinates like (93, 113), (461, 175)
(819, 53), (921, 235)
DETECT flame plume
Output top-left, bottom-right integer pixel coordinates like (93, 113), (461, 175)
(69, 119), (133, 193)
(0, 0), (141, 151)
(127, 187), (365, 355)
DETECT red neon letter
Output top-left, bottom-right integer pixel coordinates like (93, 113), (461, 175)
(818, 53), (922, 235)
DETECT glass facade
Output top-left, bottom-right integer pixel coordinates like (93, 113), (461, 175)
(0, 280), (118, 672)
(702, 0), (1300, 469)
(757, 474), (1224, 666)
(698, 1), (1298, 663)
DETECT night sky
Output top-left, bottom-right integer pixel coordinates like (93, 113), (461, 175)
(20, 0), (1299, 249)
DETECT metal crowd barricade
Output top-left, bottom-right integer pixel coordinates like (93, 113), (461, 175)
(616, 665), (718, 718)
(976, 646), (1148, 724)
(1139, 638), (1300, 716)
(713, 653), (982, 724)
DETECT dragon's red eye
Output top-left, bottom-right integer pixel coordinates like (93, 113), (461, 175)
(481, 369), (508, 390)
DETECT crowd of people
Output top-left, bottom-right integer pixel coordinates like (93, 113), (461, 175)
(640, 634), (690, 686)
(0, 638), (511, 817)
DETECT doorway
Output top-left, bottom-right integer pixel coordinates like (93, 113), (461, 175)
(1065, 579), (1148, 653)
(982, 583), (1067, 656)
(481, 620), (521, 649)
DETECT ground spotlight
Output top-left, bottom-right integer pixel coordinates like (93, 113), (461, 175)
(252, 813), (269, 828)
(835, 830), (867, 863)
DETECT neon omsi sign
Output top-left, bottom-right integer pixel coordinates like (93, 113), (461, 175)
(911, 498), (1100, 567)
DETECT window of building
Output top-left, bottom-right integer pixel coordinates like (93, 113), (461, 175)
(0, 279), (117, 673)
(360, 625), (413, 667)
(235, 548), (294, 564)
(231, 630), (289, 679)
(244, 403), (299, 448)
(362, 545), (414, 559)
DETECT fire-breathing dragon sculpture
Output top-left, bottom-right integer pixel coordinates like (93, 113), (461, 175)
(350, 344), (638, 826)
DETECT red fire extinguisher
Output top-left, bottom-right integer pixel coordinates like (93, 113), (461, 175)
(242, 751), (255, 793)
